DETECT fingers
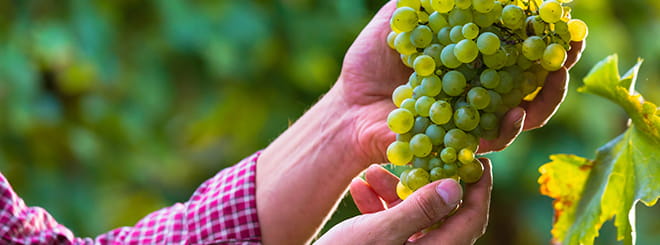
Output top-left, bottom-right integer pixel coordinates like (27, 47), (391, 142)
(415, 158), (493, 245)
(349, 177), (386, 214)
(364, 164), (403, 207)
(520, 67), (568, 130)
(477, 107), (526, 154)
(565, 41), (585, 69)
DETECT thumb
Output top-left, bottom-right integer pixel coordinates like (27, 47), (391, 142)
(377, 179), (463, 241)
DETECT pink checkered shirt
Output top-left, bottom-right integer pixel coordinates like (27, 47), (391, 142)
(0, 152), (262, 245)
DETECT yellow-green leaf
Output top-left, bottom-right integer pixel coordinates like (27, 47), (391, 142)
(539, 55), (660, 245)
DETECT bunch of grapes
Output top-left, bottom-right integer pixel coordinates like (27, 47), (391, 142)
(385, 0), (587, 200)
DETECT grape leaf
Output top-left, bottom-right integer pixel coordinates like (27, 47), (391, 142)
(538, 55), (660, 245)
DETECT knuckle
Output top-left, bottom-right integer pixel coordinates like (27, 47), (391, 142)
(413, 194), (446, 225)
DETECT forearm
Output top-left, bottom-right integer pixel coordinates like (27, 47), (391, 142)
(256, 83), (368, 244)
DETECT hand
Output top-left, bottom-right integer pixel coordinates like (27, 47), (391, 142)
(316, 158), (493, 244)
(340, 1), (586, 159)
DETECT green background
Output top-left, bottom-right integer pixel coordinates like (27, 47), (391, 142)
(0, 0), (658, 244)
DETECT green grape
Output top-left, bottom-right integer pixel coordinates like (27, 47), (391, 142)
(392, 84), (413, 107)
(387, 141), (414, 165)
(458, 159), (484, 183)
(397, 132), (413, 142)
(401, 98), (417, 115)
(479, 112), (498, 130)
(400, 169), (412, 187)
(401, 54), (412, 67)
(541, 43), (567, 71)
(440, 146), (457, 163)
(554, 20), (571, 42)
(458, 148), (474, 164)
(495, 70), (513, 93)
(396, 181), (413, 200)
(408, 72), (422, 87)
(539, 0), (563, 23)
(476, 32), (500, 55)
(455, 0), (471, 9)
(415, 96), (435, 117)
(411, 25), (434, 48)
(391, 7), (419, 33)
(473, 0), (495, 13)
(410, 133), (433, 157)
(387, 108), (415, 134)
(480, 69), (500, 89)
(448, 7), (473, 26)
(462, 22), (479, 40)
(455, 64), (478, 81)
(387, 31), (398, 49)
(437, 27), (453, 45)
(407, 168), (431, 190)
(429, 100), (453, 124)
(394, 32), (418, 55)
(464, 133), (479, 152)
(520, 72), (538, 95)
(424, 44), (444, 66)
(567, 19), (588, 41)
(397, 0), (421, 9)
(412, 116), (431, 134)
(431, 0), (455, 13)
(502, 88), (523, 108)
(482, 49), (506, 69)
(428, 12), (450, 32)
(503, 44), (520, 67)
(454, 105), (480, 131)
(467, 86), (490, 109)
(522, 36), (546, 60)
(412, 156), (431, 170)
(450, 25), (465, 43)
(425, 124), (447, 145)
(501, 5), (524, 30)
(443, 161), (458, 176)
(454, 39), (479, 63)
(421, 0), (434, 13)
(472, 11), (493, 28)
(517, 54), (533, 70)
(526, 16), (546, 36)
(455, 97), (469, 108)
(414, 55), (436, 76)
(413, 86), (423, 99)
(442, 70), (466, 96)
(408, 52), (422, 69)
(418, 11), (430, 24)
(421, 75), (443, 97)
(429, 157), (443, 169)
(440, 44), (462, 68)
(444, 128), (468, 149)
(484, 90), (502, 113)
(430, 167), (445, 181)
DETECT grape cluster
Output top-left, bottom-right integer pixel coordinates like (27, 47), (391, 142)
(386, 0), (587, 200)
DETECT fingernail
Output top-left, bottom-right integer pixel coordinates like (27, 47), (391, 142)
(513, 110), (525, 129)
(436, 179), (462, 207)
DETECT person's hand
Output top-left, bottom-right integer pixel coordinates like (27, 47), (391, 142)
(340, 1), (586, 162)
(316, 158), (493, 244)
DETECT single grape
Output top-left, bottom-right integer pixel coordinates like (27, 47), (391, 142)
(411, 25), (434, 48)
(426, 125), (446, 146)
(467, 86), (491, 109)
(413, 86), (423, 99)
(400, 169), (412, 187)
(520, 72), (538, 95)
(503, 44), (520, 67)
(482, 49), (507, 69)
(480, 69), (500, 89)
(440, 44), (462, 68)
(458, 159), (484, 183)
(448, 7), (473, 26)
(455, 0), (471, 9)
(418, 10), (430, 24)
(387, 31), (398, 49)
(517, 54), (533, 70)
(429, 157), (443, 169)
(421, 74), (443, 97)
(431, 0), (455, 13)
(444, 128), (468, 149)
(407, 168), (431, 191)
(394, 32), (418, 55)
(462, 22), (479, 40)
(387, 141), (414, 165)
(476, 32), (500, 55)
(473, 0), (495, 13)
(440, 146), (457, 163)
(408, 72), (422, 88)
(454, 105), (480, 131)
(429, 100), (453, 125)
(554, 20), (571, 42)
(424, 44), (444, 66)
(400, 98), (417, 115)
(396, 181), (413, 200)
(428, 12), (450, 32)
(454, 39), (479, 63)
(464, 133), (479, 152)
(412, 116), (431, 134)
(479, 112), (498, 130)
(501, 5), (525, 30)
(502, 88), (523, 108)
(437, 27), (453, 45)
(450, 25), (465, 43)
(407, 52), (421, 69)
(494, 70), (513, 93)
(397, 132), (413, 142)
(484, 90), (502, 113)
(397, 0), (421, 9)
(412, 156), (431, 170)
(522, 36), (546, 60)
(410, 134), (433, 157)
(539, 0), (563, 23)
(421, 0), (434, 13)
(541, 43), (567, 71)
(443, 161), (458, 176)
(430, 167), (445, 181)
(526, 15), (546, 36)
(415, 96), (435, 117)
(387, 108), (414, 134)
(414, 55), (436, 76)
(567, 19), (588, 41)
(391, 7), (419, 33)
(442, 70), (467, 96)
(458, 148), (475, 164)
(392, 84), (413, 107)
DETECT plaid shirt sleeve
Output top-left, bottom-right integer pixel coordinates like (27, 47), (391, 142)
(0, 152), (262, 245)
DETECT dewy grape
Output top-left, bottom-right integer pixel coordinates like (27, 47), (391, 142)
(386, 0), (587, 200)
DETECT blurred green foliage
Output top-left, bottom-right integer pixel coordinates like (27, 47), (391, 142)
(0, 0), (658, 243)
